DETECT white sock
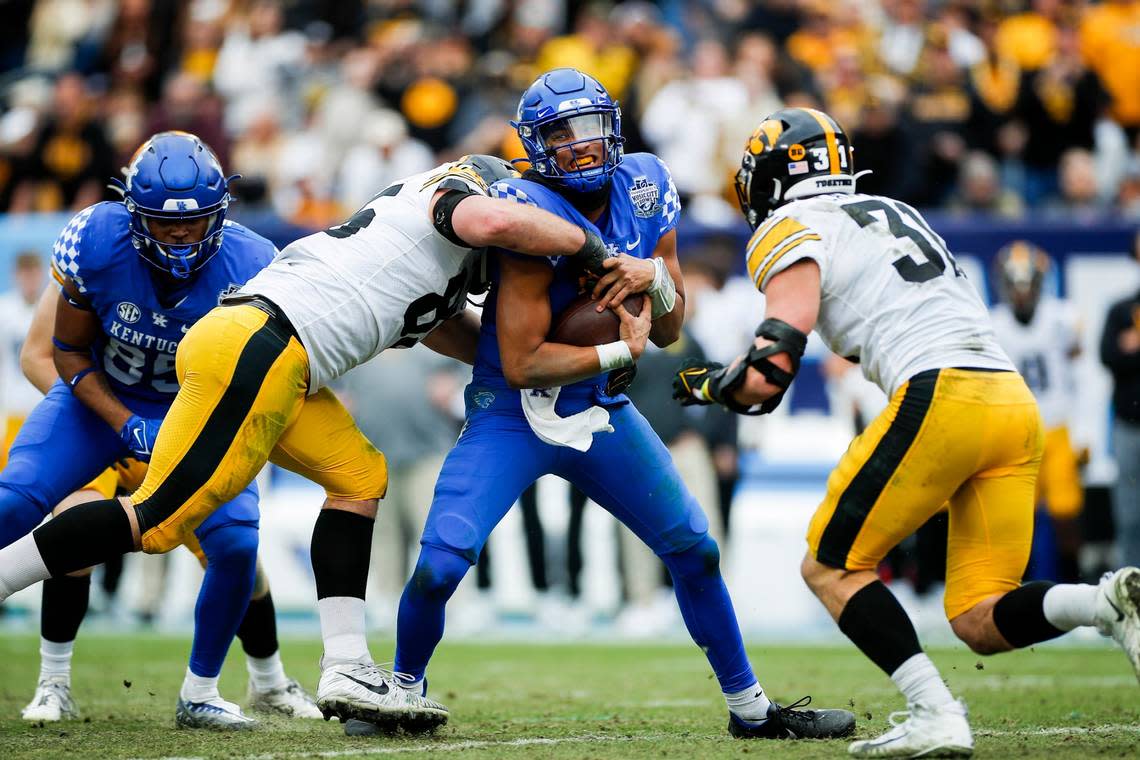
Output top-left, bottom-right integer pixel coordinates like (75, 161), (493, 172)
(890, 653), (956, 708)
(318, 597), (371, 665)
(180, 667), (220, 703)
(724, 682), (772, 721)
(398, 676), (424, 694)
(247, 651), (288, 692)
(38, 638), (74, 684)
(1043, 583), (1099, 631)
(245, 651), (287, 692)
(0, 534), (51, 601)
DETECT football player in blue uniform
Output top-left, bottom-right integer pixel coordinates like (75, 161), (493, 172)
(0, 132), (317, 729)
(390, 69), (855, 740)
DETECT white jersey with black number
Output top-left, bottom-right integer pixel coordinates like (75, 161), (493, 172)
(745, 192), (1013, 397)
(238, 162), (485, 392)
(990, 298), (1080, 428)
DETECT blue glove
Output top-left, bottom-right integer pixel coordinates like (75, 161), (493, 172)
(119, 415), (162, 462)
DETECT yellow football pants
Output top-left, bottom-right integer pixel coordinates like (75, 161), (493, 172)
(131, 303), (387, 554)
(807, 368), (1044, 620)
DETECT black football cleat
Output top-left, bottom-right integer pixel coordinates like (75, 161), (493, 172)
(729, 696), (856, 739)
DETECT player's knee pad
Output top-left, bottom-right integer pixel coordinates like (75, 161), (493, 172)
(660, 534), (721, 581)
(408, 545), (471, 601)
(197, 523), (259, 570)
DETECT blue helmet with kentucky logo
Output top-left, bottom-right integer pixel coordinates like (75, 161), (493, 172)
(112, 131), (237, 279)
(511, 68), (624, 193)
(734, 108), (856, 230)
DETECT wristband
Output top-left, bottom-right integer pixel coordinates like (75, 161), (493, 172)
(595, 340), (633, 371)
(68, 366), (96, 388)
(646, 257), (677, 319)
(52, 337), (89, 353)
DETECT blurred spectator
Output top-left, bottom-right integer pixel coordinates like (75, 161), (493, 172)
(964, 12), (1021, 160)
(146, 72), (230, 167)
(534, 2), (637, 100)
(1045, 147), (1106, 218)
(213, 0), (307, 136)
(8, 73), (114, 213)
(1079, 0), (1140, 136)
(100, 0), (182, 101)
(1016, 23), (1107, 206)
(1118, 158), (1140, 219)
(995, 0), (1061, 71)
(948, 151), (1024, 218)
(1099, 231), (1140, 566)
(337, 109), (433, 212)
(878, 0), (927, 77)
(641, 37), (746, 221)
(0, 253), (46, 470)
(905, 28), (970, 206)
(851, 92), (920, 201)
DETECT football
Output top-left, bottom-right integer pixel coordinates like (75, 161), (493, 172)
(549, 293), (644, 346)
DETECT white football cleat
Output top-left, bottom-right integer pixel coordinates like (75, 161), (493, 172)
(248, 678), (323, 718)
(316, 660), (448, 732)
(21, 679), (79, 722)
(175, 697), (257, 730)
(1094, 566), (1140, 684)
(848, 699), (973, 758)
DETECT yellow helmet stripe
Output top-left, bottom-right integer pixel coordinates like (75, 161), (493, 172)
(805, 109), (840, 175)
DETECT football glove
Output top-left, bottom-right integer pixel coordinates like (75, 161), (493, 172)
(119, 415), (162, 462)
(604, 364), (638, 396)
(672, 360), (724, 406)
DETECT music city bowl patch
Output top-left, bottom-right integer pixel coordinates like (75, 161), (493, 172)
(629, 176), (662, 218)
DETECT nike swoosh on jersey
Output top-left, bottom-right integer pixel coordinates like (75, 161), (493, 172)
(342, 673), (390, 696)
(626, 234), (641, 251)
(181, 324), (191, 333)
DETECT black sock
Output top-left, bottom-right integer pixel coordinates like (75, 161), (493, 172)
(992, 581), (1065, 648)
(34, 500), (135, 577)
(237, 591), (280, 659)
(310, 510), (373, 599)
(41, 575), (91, 643)
(837, 581), (924, 675)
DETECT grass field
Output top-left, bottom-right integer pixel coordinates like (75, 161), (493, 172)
(0, 634), (1138, 759)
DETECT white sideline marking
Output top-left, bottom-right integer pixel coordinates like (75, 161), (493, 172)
(138, 734), (644, 760)
(133, 724), (1140, 760)
(976, 725), (1140, 737)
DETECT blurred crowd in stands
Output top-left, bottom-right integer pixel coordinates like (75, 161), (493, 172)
(1, 0), (1139, 227)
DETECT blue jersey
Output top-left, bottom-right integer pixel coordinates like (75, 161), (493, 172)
(51, 202), (275, 415)
(475, 152), (680, 406)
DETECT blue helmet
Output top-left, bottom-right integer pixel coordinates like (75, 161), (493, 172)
(112, 131), (237, 280)
(511, 68), (623, 193)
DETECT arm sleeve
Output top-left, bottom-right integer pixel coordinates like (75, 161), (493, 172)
(745, 211), (827, 292)
(50, 205), (98, 294)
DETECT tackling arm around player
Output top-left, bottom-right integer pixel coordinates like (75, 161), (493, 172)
(390, 69), (856, 743)
(674, 106), (1140, 759)
(0, 152), (624, 735)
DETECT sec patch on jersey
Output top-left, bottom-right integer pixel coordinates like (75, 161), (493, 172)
(549, 294), (643, 346)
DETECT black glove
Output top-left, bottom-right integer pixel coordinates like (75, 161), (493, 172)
(672, 359), (724, 406)
(604, 364), (638, 396)
(575, 228), (611, 277)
